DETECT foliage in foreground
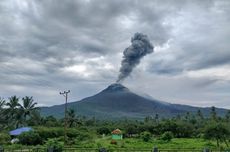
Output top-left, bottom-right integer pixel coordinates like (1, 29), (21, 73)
(0, 132), (11, 145)
(1, 95), (230, 149)
(18, 131), (42, 145)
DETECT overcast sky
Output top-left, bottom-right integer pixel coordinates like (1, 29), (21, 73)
(0, 0), (230, 108)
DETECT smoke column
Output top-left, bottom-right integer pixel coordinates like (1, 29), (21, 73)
(116, 33), (154, 83)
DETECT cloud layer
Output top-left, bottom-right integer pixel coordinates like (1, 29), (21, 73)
(0, 0), (230, 108)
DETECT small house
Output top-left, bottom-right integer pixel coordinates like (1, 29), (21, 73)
(111, 129), (123, 140)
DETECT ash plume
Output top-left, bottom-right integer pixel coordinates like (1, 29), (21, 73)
(116, 33), (154, 83)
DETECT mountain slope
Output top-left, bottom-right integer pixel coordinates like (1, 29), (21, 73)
(40, 83), (228, 119)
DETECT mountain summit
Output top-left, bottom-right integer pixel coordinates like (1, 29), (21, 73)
(41, 84), (228, 119)
(101, 83), (129, 93)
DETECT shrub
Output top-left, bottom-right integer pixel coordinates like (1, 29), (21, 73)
(18, 131), (42, 145)
(75, 132), (91, 141)
(140, 131), (152, 142)
(46, 138), (63, 152)
(161, 131), (173, 142)
(0, 132), (11, 144)
(36, 127), (91, 143)
(97, 127), (110, 135)
(36, 127), (64, 140)
(66, 129), (90, 143)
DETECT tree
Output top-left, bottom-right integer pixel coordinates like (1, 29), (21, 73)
(161, 131), (173, 142)
(42, 116), (60, 127)
(97, 127), (110, 135)
(5, 96), (21, 128)
(154, 114), (159, 124)
(66, 109), (76, 127)
(204, 123), (230, 147)
(0, 97), (5, 108)
(144, 116), (152, 123)
(195, 109), (204, 131)
(225, 110), (230, 122)
(27, 111), (42, 126)
(6, 96), (20, 117)
(197, 109), (204, 120)
(140, 131), (152, 142)
(20, 96), (39, 124)
(0, 97), (6, 129)
(125, 125), (138, 137)
(184, 112), (191, 121)
(210, 106), (217, 121)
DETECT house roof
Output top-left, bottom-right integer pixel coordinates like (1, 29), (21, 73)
(112, 129), (122, 134)
(9, 127), (32, 136)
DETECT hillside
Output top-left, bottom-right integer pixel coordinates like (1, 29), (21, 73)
(40, 83), (228, 119)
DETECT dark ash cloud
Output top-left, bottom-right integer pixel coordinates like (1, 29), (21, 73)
(117, 33), (154, 82)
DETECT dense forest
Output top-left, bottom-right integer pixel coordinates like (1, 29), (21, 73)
(1, 96), (230, 150)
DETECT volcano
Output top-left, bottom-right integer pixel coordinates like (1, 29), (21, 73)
(40, 83), (227, 119)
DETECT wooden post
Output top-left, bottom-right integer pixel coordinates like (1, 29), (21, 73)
(203, 148), (210, 152)
(153, 147), (158, 152)
(60, 90), (70, 145)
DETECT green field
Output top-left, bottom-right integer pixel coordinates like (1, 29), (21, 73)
(1, 136), (224, 150)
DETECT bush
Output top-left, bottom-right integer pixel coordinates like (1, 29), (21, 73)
(36, 127), (64, 140)
(46, 138), (63, 152)
(97, 127), (110, 135)
(0, 132), (11, 144)
(36, 127), (91, 143)
(140, 131), (152, 142)
(67, 129), (91, 144)
(75, 132), (91, 141)
(18, 131), (42, 145)
(161, 131), (173, 142)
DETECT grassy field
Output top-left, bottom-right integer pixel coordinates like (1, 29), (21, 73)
(3, 137), (228, 152)
(1, 136), (227, 150)
(73, 137), (218, 149)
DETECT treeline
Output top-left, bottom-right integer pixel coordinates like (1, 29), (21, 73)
(1, 96), (230, 148)
(0, 96), (39, 129)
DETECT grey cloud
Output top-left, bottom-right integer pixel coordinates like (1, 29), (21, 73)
(147, 0), (230, 75)
(0, 0), (230, 108)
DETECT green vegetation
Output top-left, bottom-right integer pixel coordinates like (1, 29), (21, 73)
(1, 96), (230, 150)
(18, 131), (42, 145)
(161, 131), (173, 142)
(46, 138), (63, 152)
(140, 131), (151, 142)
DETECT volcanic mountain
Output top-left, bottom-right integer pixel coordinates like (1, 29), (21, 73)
(40, 83), (227, 119)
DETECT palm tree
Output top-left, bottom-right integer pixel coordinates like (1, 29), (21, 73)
(20, 96), (39, 124)
(0, 97), (6, 128)
(6, 96), (20, 119)
(0, 97), (5, 108)
(67, 108), (76, 127)
(210, 106), (217, 121)
(5, 95), (21, 128)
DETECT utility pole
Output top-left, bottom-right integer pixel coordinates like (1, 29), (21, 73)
(60, 90), (70, 145)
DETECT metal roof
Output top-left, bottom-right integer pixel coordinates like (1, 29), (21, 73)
(9, 127), (32, 136)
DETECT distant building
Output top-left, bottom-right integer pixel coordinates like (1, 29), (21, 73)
(111, 129), (123, 140)
(9, 127), (32, 136)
